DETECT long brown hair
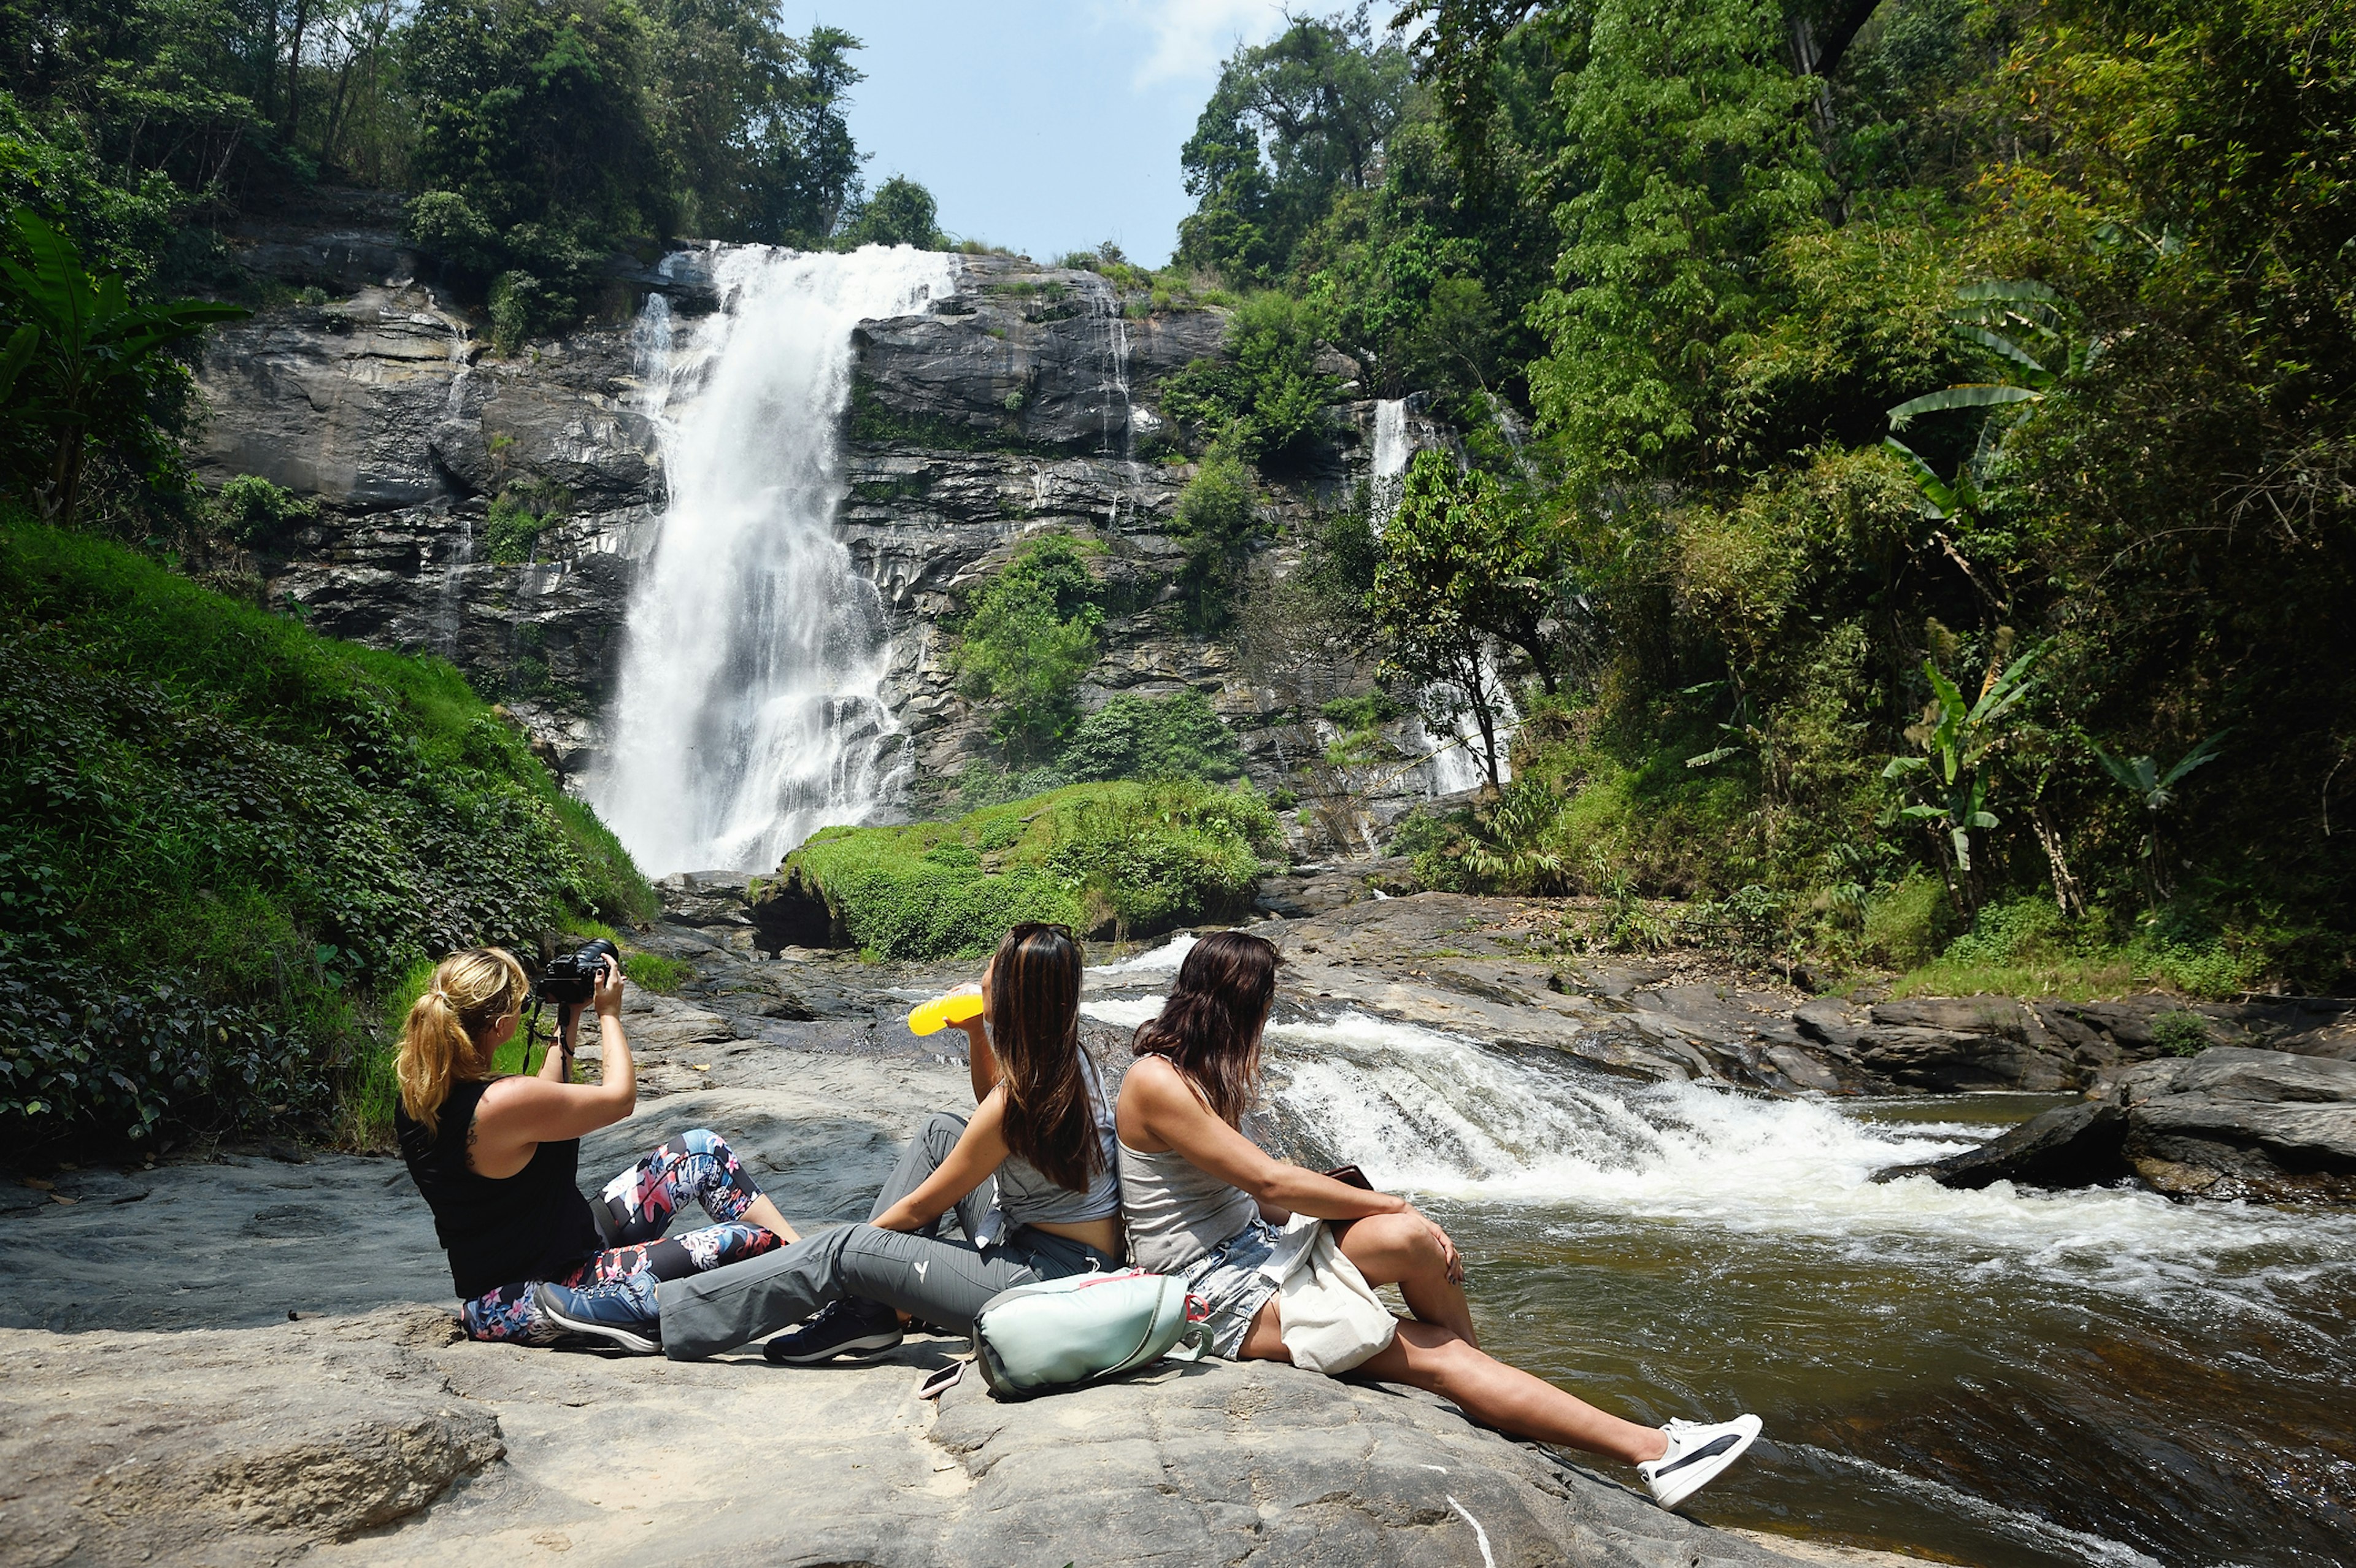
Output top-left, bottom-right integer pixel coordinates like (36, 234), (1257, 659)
(1131, 931), (1279, 1126)
(987, 923), (1101, 1193)
(396, 947), (528, 1136)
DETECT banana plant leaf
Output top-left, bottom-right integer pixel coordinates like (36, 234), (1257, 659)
(1888, 383), (2042, 429)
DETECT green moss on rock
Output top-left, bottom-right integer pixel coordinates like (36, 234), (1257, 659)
(772, 780), (1279, 960)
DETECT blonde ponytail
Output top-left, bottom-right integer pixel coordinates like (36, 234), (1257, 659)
(397, 947), (528, 1137)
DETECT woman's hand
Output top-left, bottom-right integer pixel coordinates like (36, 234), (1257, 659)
(958, 958), (999, 1102)
(1412, 1207), (1465, 1283)
(592, 953), (624, 1016)
(873, 1089), (1012, 1231)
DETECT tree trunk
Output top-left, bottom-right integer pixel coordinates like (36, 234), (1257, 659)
(2028, 804), (2086, 918)
(1463, 644), (1501, 790)
(283, 0), (312, 142)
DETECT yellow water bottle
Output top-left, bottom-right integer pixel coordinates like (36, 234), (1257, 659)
(907, 988), (985, 1036)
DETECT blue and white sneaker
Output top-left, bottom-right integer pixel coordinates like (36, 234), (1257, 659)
(1639, 1414), (1763, 1509)
(531, 1280), (661, 1355)
(764, 1297), (903, 1364)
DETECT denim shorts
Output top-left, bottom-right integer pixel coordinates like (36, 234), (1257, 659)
(1175, 1218), (1285, 1357)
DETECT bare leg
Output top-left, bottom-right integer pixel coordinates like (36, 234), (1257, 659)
(1237, 1304), (1668, 1465)
(741, 1193), (799, 1245)
(1333, 1212), (1476, 1345)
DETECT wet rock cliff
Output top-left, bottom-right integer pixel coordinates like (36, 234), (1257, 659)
(191, 209), (1457, 839)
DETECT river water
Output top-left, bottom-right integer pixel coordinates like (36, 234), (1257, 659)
(1085, 983), (2356, 1567)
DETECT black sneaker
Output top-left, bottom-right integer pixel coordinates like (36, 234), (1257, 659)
(764, 1296), (903, 1364)
(531, 1280), (661, 1355)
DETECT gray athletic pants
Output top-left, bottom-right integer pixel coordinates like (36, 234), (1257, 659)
(656, 1110), (1115, 1360)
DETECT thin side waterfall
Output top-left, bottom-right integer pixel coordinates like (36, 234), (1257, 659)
(1366, 396), (1515, 791)
(1369, 397), (1410, 526)
(590, 244), (958, 876)
(1091, 279), (1147, 524)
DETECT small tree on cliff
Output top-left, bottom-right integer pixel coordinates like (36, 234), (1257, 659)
(1370, 451), (1561, 787)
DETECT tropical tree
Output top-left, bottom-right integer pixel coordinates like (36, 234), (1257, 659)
(0, 209), (245, 525)
(1370, 450), (1561, 786)
(1882, 629), (2043, 916)
(2090, 734), (2227, 905)
(1882, 280), (2094, 530)
(1175, 7), (1412, 286)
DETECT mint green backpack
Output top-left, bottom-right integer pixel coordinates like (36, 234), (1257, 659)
(969, 1270), (1213, 1401)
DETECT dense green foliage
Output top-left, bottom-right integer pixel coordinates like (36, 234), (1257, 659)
(0, 0), (907, 352)
(403, 3), (867, 336)
(0, 509), (651, 1148)
(780, 780), (1279, 960)
(1182, 0), (2356, 990)
(1060, 692), (1247, 785)
(950, 535), (1105, 763)
(0, 207), (245, 525)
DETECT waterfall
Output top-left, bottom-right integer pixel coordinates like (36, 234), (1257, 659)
(590, 244), (958, 876)
(1370, 397), (1410, 527)
(1090, 279), (1147, 525)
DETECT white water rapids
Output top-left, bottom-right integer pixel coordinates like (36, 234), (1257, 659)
(591, 244), (957, 875)
(1080, 966), (2356, 1564)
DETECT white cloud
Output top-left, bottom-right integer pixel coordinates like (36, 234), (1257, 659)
(1093, 0), (1294, 86)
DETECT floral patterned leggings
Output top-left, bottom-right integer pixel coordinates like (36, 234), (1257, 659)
(461, 1128), (783, 1343)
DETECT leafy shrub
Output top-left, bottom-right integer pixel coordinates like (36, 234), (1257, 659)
(0, 509), (652, 1150)
(1158, 292), (1342, 468)
(211, 475), (317, 548)
(1168, 445), (1259, 628)
(2152, 1011), (2212, 1058)
(1863, 873), (1953, 970)
(953, 536), (1104, 762)
(1060, 692), (1245, 783)
(782, 780), (1279, 959)
(840, 175), (947, 248)
(953, 760), (1072, 810)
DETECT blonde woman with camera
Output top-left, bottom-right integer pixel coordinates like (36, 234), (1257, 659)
(395, 944), (798, 1353)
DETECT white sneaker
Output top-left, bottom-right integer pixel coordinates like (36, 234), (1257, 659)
(1638, 1413), (1762, 1509)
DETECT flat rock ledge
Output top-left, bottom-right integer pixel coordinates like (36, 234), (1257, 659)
(0, 1306), (1881, 1568)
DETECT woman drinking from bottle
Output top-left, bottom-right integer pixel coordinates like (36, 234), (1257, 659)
(395, 945), (797, 1353)
(655, 921), (1122, 1361)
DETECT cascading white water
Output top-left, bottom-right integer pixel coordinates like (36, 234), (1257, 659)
(1369, 397), (1411, 526)
(1080, 984), (2356, 1303)
(590, 245), (957, 875)
(1365, 398), (1516, 791)
(1082, 959), (2356, 1567)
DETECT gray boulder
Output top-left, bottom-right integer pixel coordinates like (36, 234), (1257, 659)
(1871, 1100), (2129, 1189)
(2112, 1047), (2356, 1199)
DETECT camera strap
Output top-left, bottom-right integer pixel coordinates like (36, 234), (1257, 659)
(521, 994), (547, 1077)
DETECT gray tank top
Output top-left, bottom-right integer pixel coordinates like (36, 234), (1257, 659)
(1118, 1137), (1260, 1274)
(988, 1049), (1121, 1228)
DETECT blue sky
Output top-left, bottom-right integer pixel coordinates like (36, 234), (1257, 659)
(833, 2), (1299, 267)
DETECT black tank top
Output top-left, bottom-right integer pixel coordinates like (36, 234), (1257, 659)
(396, 1077), (603, 1300)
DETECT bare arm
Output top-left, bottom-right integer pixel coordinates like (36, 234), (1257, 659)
(872, 1088), (1012, 1232)
(950, 960), (999, 1102)
(1120, 1056), (1406, 1221)
(474, 958), (635, 1156)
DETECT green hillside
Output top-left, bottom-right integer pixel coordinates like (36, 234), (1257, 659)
(0, 509), (651, 1151)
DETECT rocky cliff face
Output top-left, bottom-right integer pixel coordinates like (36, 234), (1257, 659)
(193, 214), (1457, 842)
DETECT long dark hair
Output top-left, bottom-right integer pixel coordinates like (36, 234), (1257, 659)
(987, 922), (1101, 1193)
(1131, 931), (1279, 1126)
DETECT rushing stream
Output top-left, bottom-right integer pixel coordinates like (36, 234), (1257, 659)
(1084, 978), (2356, 1567)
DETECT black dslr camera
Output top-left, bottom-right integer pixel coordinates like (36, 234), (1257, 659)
(536, 937), (620, 1007)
